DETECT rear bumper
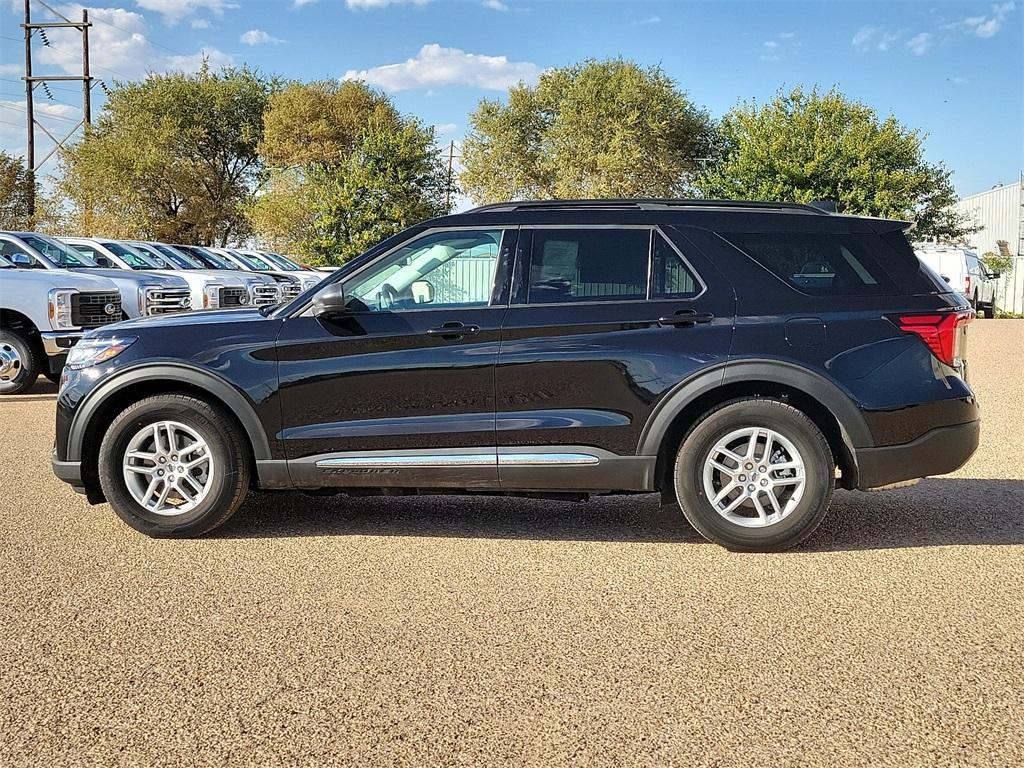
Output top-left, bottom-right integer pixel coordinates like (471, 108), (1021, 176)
(855, 419), (980, 490)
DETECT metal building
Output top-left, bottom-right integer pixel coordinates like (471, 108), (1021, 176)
(952, 175), (1024, 314)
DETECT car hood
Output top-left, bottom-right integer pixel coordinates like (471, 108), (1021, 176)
(107, 307), (270, 332)
(71, 268), (186, 288)
(0, 268), (120, 292)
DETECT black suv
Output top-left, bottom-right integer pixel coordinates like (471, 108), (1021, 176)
(52, 200), (980, 551)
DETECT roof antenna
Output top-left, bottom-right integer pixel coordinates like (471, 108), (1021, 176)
(808, 200), (837, 213)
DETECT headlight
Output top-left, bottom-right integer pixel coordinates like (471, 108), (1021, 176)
(65, 336), (137, 370)
(203, 283), (222, 309)
(48, 288), (78, 330)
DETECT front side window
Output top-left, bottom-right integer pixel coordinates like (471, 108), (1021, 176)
(527, 229), (649, 304)
(19, 234), (95, 268)
(345, 230), (503, 312)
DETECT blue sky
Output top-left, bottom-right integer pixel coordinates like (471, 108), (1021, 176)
(1, 0), (1021, 201)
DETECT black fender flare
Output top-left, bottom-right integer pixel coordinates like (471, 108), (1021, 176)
(636, 360), (872, 457)
(66, 363), (272, 462)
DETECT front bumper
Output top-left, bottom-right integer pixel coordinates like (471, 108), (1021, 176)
(855, 419), (980, 490)
(40, 331), (82, 357)
(52, 454), (85, 493)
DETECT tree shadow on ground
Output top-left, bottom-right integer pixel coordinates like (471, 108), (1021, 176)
(215, 477), (1024, 551)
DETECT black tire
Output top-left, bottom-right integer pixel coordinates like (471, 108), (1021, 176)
(673, 398), (834, 552)
(0, 330), (42, 395)
(98, 394), (250, 537)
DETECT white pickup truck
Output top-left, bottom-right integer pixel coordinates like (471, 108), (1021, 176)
(1, 231), (192, 320)
(0, 253), (126, 394)
(914, 244), (1001, 317)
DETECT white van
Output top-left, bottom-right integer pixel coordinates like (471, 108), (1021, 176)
(913, 244), (1000, 317)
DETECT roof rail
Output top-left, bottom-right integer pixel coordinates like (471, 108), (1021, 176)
(463, 198), (831, 215)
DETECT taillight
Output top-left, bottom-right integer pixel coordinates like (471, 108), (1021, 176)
(965, 274), (972, 294)
(896, 311), (973, 366)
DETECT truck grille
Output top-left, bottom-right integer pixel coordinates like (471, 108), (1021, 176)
(71, 292), (123, 328)
(219, 287), (249, 307)
(281, 283), (302, 301)
(145, 287), (192, 316)
(251, 284), (280, 306)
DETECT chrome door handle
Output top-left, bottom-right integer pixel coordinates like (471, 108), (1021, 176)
(658, 310), (715, 327)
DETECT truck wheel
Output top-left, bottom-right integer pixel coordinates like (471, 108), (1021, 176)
(0, 330), (42, 395)
(98, 394), (251, 537)
(673, 398), (834, 552)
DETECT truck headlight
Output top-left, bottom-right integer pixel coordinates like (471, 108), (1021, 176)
(203, 283), (222, 309)
(65, 336), (137, 370)
(48, 288), (78, 330)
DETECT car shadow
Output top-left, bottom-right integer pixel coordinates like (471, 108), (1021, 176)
(214, 477), (1023, 551)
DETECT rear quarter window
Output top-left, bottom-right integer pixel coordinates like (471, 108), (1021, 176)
(720, 230), (942, 296)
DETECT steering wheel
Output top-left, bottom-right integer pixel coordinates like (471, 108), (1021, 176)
(378, 283), (400, 310)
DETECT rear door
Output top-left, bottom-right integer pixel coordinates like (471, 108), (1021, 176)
(494, 225), (735, 490)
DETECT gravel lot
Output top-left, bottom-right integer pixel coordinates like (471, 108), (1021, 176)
(1, 320), (1021, 767)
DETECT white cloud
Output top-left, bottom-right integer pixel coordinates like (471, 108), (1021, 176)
(291, 0), (317, 6)
(240, 29), (284, 45)
(36, 5), (232, 80)
(906, 32), (933, 55)
(957, 1), (1016, 37)
(135, 0), (238, 25)
(0, 99), (82, 158)
(346, 0), (429, 8)
(482, 0), (507, 9)
(343, 44), (542, 92)
(759, 31), (798, 61)
(190, 18), (211, 28)
(632, 15), (661, 26)
(852, 26), (905, 52)
(0, 63), (22, 76)
(433, 122), (457, 136)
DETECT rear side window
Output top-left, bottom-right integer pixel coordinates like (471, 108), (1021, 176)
(721, 231), (936, 296)
(528, 229), (648, 303)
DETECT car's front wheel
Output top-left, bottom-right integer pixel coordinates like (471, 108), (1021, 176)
(673, 398), (835, 552)
(98, 394), (250, 537)
(0, 330), (41, 395)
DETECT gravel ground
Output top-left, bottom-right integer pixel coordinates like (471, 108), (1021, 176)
(1, 320), (1021, 767)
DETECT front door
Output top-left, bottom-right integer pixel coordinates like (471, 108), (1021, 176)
(495, 225), (735, 491)
(276, 228), (513, 489)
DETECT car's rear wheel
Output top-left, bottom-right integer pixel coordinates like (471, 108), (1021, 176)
(673, 398), (834, 552)
(0, 330), (41, 395)
(98, 394), (250, 537)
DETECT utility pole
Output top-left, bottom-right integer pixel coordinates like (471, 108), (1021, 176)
(22, 0), (93, 215)
(445, 140), (455, 211)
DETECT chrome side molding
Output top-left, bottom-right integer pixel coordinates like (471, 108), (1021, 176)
(315, 451), (601, 469)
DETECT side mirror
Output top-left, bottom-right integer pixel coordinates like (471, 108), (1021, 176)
(941, 274), (952, 284)
(410, 280), (435, 304)
(9, 252), (32, 267)
(312, 282), (347, 317)
(95, 255), (113, 268)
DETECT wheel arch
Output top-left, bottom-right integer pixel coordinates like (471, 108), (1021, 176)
(639, 361), (868, 493)
(69, 364), (271, 501)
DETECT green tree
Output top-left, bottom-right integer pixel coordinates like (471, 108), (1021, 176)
(249, 81), (447, 265)
(696, 86), (974, 240)
(58, 64), (272, 244)
(0, 152), (35, 229)
(460, 58), (714, 203)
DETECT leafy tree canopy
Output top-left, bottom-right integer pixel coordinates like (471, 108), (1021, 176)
(695, 86), (973, 240)
(58, 63), (273, 244)
(0, 152), (35, 230)
(460, 58), (715, 203)
(249, 83), (447, 265)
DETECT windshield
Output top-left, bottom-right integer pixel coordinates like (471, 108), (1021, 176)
(100, 241), (158, 269)
(19, 233), (97, 268)
(152, 243), (205, 269)
(231, 250), (275, 271)
(262, 252), (303, 271)
(182, 246), (239, 270)
(131, 242), (192, 269)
